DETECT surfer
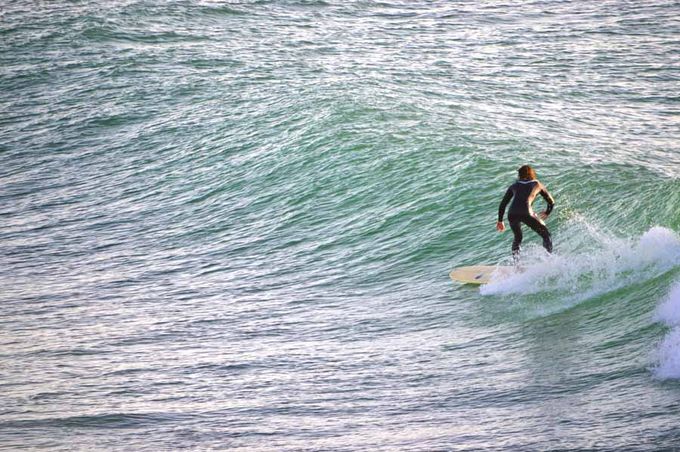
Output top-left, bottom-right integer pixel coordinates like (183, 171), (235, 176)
(496, 165), (554, 260)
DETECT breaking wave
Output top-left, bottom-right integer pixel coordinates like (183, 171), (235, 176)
(481, 225), (680, 297)
(653, 281), (680, 380)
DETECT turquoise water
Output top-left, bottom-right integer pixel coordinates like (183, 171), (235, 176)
(2, 0), (680, 450)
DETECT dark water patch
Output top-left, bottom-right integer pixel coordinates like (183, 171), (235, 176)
(102, 367), (158, 378)
(41, 347), (113, 358)
(0, 412), (193, 430)
(186, 362), (253, 375)
(27, 391), (70, 402)
(197, 4), (251, 17)
(81, 24), (210, 45)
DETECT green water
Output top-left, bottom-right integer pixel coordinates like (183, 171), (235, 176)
(1, 1), (680, 450)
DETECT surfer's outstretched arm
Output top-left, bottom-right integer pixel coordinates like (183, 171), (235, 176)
(538, 183), (555, 219)
(496, 187), (513, 231)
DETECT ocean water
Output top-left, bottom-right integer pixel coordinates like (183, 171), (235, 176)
(2, 0), (680, 450)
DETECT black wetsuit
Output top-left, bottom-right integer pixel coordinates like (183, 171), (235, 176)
(498, 179), (555, 256)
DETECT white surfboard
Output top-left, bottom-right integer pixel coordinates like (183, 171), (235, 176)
(449, 265), (514, 285)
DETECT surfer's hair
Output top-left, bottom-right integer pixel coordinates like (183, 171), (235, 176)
(518, 165), (536, 180)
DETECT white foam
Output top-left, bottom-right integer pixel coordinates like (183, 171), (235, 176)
(654, 282), (680, 326)
(480, 224), (680, 299)
(652, 281), (680, 380)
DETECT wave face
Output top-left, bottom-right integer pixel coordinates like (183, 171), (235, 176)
(1, 0), (680, 450)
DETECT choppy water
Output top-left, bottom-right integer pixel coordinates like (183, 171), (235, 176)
(2, 0), (680, 450)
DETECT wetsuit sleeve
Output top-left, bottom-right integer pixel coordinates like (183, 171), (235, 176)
(498, 187), (513, 222)
(539, 184), (555, 215)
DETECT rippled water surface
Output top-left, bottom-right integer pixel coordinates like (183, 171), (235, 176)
(2, 1), (680, 450)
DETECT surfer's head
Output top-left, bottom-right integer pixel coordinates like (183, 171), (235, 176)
(518, 165), (536, 180)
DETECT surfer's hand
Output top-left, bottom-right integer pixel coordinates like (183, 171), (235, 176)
(496, 221), (505, 232)
(539, 211), (549, 220)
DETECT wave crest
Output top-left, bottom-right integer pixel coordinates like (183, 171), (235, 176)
(481, 225), (680, 299)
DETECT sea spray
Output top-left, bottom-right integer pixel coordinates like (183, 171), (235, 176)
(653, 282), (680, 380)
(481, 226), (680, 299)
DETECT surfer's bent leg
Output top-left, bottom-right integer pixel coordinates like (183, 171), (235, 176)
(524, 215), (552, 253)
(508, 214), (523, 259)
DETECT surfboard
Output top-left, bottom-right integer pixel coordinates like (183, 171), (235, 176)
(449, 265), (513, 285)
